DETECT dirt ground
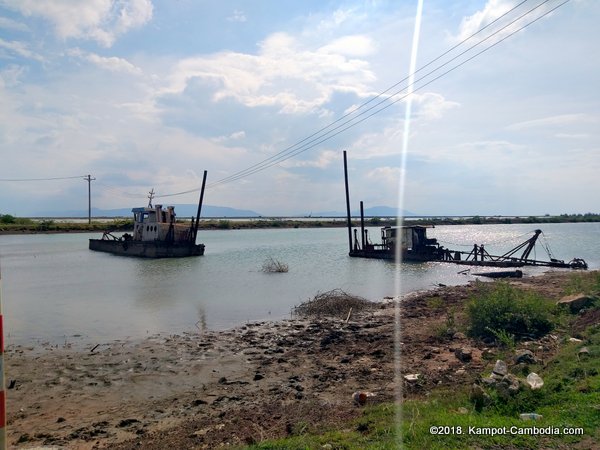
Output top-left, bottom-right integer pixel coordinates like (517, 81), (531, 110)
(5, 270), (594, 449)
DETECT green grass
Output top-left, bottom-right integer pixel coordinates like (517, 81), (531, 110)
(563, 272), (600, 296)
(467, 281), (557, 341)
(245, 404), (400, 450)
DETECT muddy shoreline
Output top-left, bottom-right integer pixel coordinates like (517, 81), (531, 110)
(5, 270), (593, 449)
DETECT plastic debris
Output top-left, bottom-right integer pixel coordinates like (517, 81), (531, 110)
(526, 373), (544, 390)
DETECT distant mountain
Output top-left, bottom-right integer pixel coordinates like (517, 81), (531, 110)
(33, 204), (262, 218)
(305, 206), (416, 217)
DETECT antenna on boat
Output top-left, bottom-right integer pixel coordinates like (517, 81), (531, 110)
(147, 188), (155, 208)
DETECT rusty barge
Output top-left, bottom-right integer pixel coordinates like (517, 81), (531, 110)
(89, 171), (208, 258)
(342, 152), (587, 270)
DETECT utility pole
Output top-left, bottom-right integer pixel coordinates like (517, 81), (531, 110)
(84, 175), (95, 224)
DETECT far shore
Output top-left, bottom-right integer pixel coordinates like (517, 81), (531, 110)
(1, 213), (599, 235)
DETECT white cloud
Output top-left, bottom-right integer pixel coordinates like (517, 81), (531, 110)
(0, 37), (44, 61)
(227, 9), (246, 23)
(412, 92), (460, 120)
(318, 35), (375, 58)
(507, 114), (596, 131)
(3, 0), (153, 47)
(281, 150), (338, 169)
(455, 0), (515, 42)
(366, 166), (401, 185)
(161, 31), (377, 114)
(69, 48), (142, 75)
(0, 15), (29, 31)
(212, 130), (246, 143)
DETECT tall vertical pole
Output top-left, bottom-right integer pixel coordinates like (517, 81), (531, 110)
(193, 170), (208, 243)
(343, 151), (353, 254)
(0, 263), (6, 450)
(360, 200), (365, 250)
(84, 175), (95, 224)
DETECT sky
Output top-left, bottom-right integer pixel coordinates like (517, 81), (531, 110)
(0, 0), (598, 217)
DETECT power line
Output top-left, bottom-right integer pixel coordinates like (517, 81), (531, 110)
(153, 0), (568, 199)
(207, 0), (559, 188)
(205, 0), (537, 188)
(0, 175), (86, 182)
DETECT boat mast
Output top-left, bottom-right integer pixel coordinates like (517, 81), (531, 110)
(192, 170), (208, 243)
(343, 151), (353, 254)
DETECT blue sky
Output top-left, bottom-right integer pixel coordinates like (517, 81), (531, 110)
(0, 0), (598, 216)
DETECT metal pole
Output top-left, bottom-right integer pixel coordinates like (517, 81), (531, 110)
(193, 170), (208, 242)
(343, 151), (353, 254)
(84, 175), (95, 225)
(0, 263), (6, 450)
(360, 200), (365, 250)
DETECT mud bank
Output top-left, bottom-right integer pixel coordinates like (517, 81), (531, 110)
(5, 270), (593, 449)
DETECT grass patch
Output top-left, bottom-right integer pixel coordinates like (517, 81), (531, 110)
(563, 272), (600, 296)
(245, 404), (399, 450)
(467, 281), (556, 342)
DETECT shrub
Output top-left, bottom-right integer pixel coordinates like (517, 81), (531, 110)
(261, 257), (289, 273)
(0, 214), (16, 224)
(467, 281), (555, 341)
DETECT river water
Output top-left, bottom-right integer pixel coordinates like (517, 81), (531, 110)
(1, 222), (598, 345)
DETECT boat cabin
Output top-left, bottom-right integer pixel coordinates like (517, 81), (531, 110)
(132, 204), (191, 242)
(381, 225), (438, 252)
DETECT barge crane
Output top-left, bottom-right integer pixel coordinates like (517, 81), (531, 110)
(342, 151), (587, 270)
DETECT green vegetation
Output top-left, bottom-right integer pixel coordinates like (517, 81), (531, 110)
(466, 281), (556, 342)
(1, 212), (599, 234)
(242, 273), (600, 449)
(246, 404), (399, 449)
(0, 216), (133, 233)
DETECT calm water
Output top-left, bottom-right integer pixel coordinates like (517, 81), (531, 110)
(1, 222), (598, 345)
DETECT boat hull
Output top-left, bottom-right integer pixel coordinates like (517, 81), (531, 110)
(89, 239), (205, 258)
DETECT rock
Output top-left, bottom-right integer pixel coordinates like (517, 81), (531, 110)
(557, 294), (595, 313)
(481, 349), (495, 359)
(519, 413), (543, 421)
(404, 374), (420, 382)
(492, 360), (508, 378)
(352, 391), (371, 405)
(578, 347), (590, 359)
(568, 337), (583, 343)
(514, 349), (536, 365)
(526, 373), (544, 390)
(457, 407), (469, 414)
(455, 369), (466, 376)
(455, 347), (473, 363)
(481, 376), (497, 387)
(118, 418), (140, 428)
(452, 332), (467, 340)
(504, 374), (521, 395)
(470, 384), (490, 409)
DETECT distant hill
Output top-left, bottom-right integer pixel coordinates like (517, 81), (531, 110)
(33, 204), (262, 218)
(305, 206), (416, 217)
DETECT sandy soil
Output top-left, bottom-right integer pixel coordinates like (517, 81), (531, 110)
(5, 270), (593, 449)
